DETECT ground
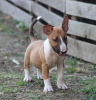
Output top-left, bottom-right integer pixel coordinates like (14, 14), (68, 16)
(0, 12), (96, 100)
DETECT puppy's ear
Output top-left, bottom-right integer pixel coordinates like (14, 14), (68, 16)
(43, 25), (53, 35)
(62, 15), (69, 32)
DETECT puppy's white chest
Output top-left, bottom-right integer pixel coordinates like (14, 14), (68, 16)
(44, 39), (58, 68)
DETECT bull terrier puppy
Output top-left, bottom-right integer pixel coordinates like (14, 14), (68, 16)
(24, 15), (69, 92)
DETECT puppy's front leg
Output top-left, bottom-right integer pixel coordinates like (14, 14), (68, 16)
(42, 64), (53, 92)
(57, 63), (68, 90)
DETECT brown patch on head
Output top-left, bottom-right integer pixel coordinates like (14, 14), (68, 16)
(48, 27), (67, 47)
(43, 25), (53, 35)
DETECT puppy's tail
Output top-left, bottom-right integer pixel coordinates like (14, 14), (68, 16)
(29, 16), (42, 42)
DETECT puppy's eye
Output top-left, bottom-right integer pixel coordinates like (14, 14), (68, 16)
(53, 37), (58, 42)
(63, 36), (67, 41)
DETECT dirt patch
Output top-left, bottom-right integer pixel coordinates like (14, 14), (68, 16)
(0, 12), (96, 100)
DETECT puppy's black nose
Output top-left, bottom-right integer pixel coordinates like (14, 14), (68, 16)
(60, 48), (68, 54)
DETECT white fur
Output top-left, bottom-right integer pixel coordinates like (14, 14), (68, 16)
(57, 65), (68, 89)
(24, 68), (32, 82)
(37, 16), (42, 20)
(44, 39), (51, 63)
(44, 39), (51, 59)
(44, 39), (58, 68)
(60, 36), (67, 52)
(37, 69), (43, 79)
(43, 78), (54, 92)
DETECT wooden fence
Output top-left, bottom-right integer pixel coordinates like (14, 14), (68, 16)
(0, 0), (96, 64)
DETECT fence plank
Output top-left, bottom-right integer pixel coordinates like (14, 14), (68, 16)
(67, 37), (96, 64)
(37, 0), (66, 13)
(9, 0), (31, 12)
(8, 0), (63, 26)
(68, 20), (96, 41)
(34, 22), (47, 39)
(0, 0), (32, 26)
(66, 0), (96, 20)
(31, 1), (63, 26)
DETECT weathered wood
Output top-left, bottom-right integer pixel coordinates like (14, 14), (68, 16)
(67, 36), (96, 64)
(70, 0), (77, 39)
(71, 0), (77, 21)
(66, 0), (96, 20)
(34, 22), (47, 39)
(8, 0), (63, 26)
(31, 1), (63, 26)
(37, 0), (66, 13)
(8, 0), (31, 12)
(68, 20), (96, 41)
(0, 0), (32, 26)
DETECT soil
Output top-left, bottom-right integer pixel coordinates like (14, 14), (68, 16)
(0, 12), (96, 100)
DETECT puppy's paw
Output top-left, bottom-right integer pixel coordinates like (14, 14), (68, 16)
(24, 76), (32, 82)
(57, 82), (68, 90)
(43, 85), (54, 92)
(43, 78), (54, 92)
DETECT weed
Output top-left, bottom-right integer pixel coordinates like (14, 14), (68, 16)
(2, 53), (9, 57)
(34, 33), (41, 39)
(0, 72), (23, 79)
(81, 85), (96, 100)
(76, 77), (96, 100)
(0, 22), (14, 35)
(11, 53), (24, 57)
(65, 56), (77, 65)
(13, 19), (20, 24)
(89, 65), (96, 70)
(50, 74), (57, 80)
(65, 66), (76, 73)
(16, 80), (28, 87)
(16, 22), (29, 31)
(32, 76), (37, 80)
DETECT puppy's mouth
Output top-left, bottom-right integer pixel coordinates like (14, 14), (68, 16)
(52, 47), (68, 57)
(58, 48), (68, 57)
(58, 53), (65, 57)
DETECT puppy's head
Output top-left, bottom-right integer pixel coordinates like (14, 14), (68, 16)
(43, 15), (69, 57)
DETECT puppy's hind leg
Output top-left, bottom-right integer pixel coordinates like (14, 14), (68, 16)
(24, 55), (32, 82)
(37, 69), (43, 79)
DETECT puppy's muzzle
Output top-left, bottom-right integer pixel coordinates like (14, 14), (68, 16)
(60, 47), (68, 54)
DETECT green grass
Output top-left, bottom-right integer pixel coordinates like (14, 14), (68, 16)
(0, 72), (96, 99)
(13, 19), (21, 24)
(81, 85), (96, 99)
(34, 33), (41, 39)
(65, 66), (76, 73)
(15, 21), (29, 31)
(0, 23), (14, 35)
(16, 80), (29, 87)
(89, 64), (96, 70)
(65, 66), (86, 73)
(79, 78), (96, 100)
(63, 75), (96, 99)
(65, 56), (77, 65)
(50, 74), (57, 80)
(0, 72), (23, 79)
(13, 19), (29, 31)
(71, 76), (96, 100)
